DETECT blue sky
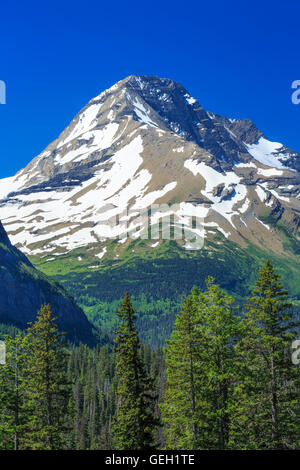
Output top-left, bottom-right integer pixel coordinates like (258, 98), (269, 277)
(0, 0), (300, 177)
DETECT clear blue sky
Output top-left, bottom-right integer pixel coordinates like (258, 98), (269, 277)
(0, 0), (300, 177)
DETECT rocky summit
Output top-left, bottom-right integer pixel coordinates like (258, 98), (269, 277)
(0, 75), (299, 342)
(0, 75), (298, 256)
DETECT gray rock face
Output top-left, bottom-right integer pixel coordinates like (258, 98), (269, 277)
(124, 76), (249, 168)
(0, 221), (95, 344)
(209, 112), (300, 172)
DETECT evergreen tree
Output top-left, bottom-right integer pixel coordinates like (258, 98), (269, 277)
(161, 280), (241, 450)
(194, 278), (240, 449)
(230, 261), (300, 449)
(113, 292), (158, 450)
(66, 343), (118, 449)
(160, 292), (202, 449)
(0, 334), (27, 450)
(23, 304), (71, 450)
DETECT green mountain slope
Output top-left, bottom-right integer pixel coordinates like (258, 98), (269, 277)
(0, 221), (96, 344)
(32, 233), (300, 346)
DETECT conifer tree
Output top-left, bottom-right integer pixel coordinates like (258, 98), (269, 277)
(160, 292), (201, 449)
(194, 278), (240, 449)
(230, 261), (300, 449)
(161, 280), (241, 450)
(23, 304), (71, 450)
(113, 292), (158, 450)
(0, 333), (27, 450)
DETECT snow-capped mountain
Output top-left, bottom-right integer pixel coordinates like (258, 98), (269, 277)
(0, 75), (299, 259)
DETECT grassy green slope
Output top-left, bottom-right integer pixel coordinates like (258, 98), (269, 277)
(31, 233), (300, 346)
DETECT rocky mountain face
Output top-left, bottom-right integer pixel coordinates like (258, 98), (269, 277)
(0, 75), (299, 342)
(0, 75), (299, 259)
(0, 220), (95, 344)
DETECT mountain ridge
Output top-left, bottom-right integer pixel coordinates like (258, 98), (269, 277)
(0, 74), (298, 257)
(0, 75), (299, 343)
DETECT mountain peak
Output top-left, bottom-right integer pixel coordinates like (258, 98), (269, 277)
(90, 74), (198, 113)
(0, 76), (298, 261)
(117, 74), (181, 88)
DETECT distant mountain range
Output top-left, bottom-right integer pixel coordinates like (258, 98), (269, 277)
(0, 75), (299, 344)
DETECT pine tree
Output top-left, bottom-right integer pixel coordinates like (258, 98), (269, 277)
(66, 343), (118, 450)
(161, 280), (241, 450)
(160, 292), (202, 449)
(230, 261), (300, 449)
(194, 278), (240, 450)
(0, 333), (27, 449)
(23, 304), (71, 450)
(112, 292), (158, 450)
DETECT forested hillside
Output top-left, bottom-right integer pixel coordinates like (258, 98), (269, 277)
(1, 261), (300, 450)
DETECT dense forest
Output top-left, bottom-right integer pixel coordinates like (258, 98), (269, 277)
(0, 261), (300, 450)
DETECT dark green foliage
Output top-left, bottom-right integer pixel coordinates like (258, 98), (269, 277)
(0, 303), (164, 450)
(230, 261), (300, 449)
(66, 343), (118, 449)
(80, 295), (182, 347)
(23, 305), (71, 449)
(0, 334), (27, 449)
(160, 294), (201, 449)
(0, 323), (22, 340)
(113, 293), (159, 450)
(161, 280), (241, 449)
(1, 261), (300, 450)
(35, 239), (263, 346)
(36, 238), (300, 347)
(162, 264), (300, 449)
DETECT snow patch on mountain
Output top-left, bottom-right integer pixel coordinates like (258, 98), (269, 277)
(255, 186), (268, 202)
(58, 103), (101, 148)
(95, 247), (107, 259)
(257, 167), (284, 177)
(239, 198), (250, 214)
(184, 93), (197, 105)
(246, 137), (291, 169)
(184, 158), (248, 226)
(133, 181), (177, 209)
(132, 97), (158, 128)
(235, 162), (257, 169)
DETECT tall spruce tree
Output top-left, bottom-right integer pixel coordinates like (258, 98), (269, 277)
(161, 280), (241, 450)
(113, 292), (158, 450)
(195, 278), (241, 449)
(0, 333), (27, 450)
(23, 304), (71, 450)
(230, 261), (300, 449)
(160, 292), (202, 449)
